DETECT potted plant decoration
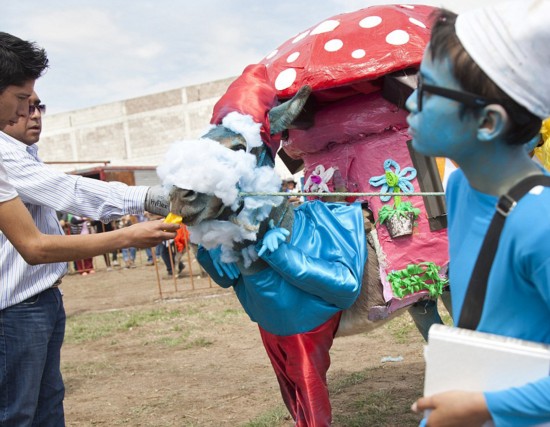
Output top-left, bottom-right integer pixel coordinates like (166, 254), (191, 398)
(377, 201), (420, 238)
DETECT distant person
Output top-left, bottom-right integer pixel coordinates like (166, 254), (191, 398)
(282, 177), (302, 205)
(160, 237), (185, 279)
(69, 214), (96, 275)
(143, 212), (163, 265)
(0, 31), (179, 427)
(118, 214), (138, 268)
(91, 219), (119, 270)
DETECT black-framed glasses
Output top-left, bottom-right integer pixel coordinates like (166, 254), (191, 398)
(416, 74), (502, 112)
(29, 104), (46, 116)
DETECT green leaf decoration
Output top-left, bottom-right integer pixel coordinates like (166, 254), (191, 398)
(387, 262), (448, 298)
(376, 201), (421, 225)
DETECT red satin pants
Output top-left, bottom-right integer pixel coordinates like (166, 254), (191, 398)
(259, 312), (342, 427)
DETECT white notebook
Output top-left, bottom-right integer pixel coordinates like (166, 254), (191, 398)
(424, 324), (550, 427)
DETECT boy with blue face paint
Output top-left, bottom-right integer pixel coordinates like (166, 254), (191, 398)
(406, 1), (550, 426)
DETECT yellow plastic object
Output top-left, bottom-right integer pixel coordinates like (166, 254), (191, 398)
(164, 212), (183, 224)
(534, 118), (550, 171)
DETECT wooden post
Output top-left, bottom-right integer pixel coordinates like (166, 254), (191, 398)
(167, 243), (178, 292)
(152, 250), (163, 300)
(184, 234), (195, 290)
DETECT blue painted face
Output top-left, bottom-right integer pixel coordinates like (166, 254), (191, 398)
(405, 49), (479, 162)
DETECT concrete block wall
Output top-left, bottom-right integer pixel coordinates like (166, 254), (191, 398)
(40, 77), (236, 172)
(39, 75), (301, 183)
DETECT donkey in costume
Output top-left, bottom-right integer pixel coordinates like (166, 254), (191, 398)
(161, 64), (403, 427)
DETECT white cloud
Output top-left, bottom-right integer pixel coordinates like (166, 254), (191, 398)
(26, 8), (124, 48)
(3, 0), (509, 113)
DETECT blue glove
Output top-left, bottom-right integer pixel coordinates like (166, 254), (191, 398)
(209, 246), (240, 280)
(257, 220), (290, 257)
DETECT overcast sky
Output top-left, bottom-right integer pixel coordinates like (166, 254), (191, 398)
(3, 0), (507, 114)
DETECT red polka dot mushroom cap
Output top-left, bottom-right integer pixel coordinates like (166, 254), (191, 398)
(260, 4), (435, 100)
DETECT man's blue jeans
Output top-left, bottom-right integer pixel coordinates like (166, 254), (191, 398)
(0, 287), (66, 427)
(121, 247), (137, 263)
(145, 243), (162, 262)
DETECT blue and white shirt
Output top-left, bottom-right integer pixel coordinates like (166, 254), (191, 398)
(0, 159), (17, 203)
(0, 131), (148, 309)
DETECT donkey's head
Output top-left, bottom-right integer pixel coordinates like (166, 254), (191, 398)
(166, 126), (250, 227)
(166, 85), (312, 227)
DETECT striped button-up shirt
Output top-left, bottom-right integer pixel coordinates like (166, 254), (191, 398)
(0, 131), (149, 309)
(0, 160), (17, 202)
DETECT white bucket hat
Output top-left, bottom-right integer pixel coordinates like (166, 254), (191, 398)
(456, 0), (550, 119)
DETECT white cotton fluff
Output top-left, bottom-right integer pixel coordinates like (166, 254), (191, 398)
(157, 135), (283, 259)
(157, 138), (254, 207)
(241, 244), (260, 268)
(222, 112), (263, 152)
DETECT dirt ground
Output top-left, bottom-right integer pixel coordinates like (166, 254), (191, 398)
(60, 249), (433, 427)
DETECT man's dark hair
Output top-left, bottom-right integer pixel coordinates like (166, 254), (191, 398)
(0, 32), (49, 93)
(428, 9), (541, 145)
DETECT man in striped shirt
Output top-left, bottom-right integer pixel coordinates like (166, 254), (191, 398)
(0, 79), (173, 427)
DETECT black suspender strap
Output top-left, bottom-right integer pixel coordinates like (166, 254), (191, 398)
(457, 174), (550, 330)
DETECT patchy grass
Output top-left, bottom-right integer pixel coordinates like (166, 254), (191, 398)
(384, 313), (417, 344)
(242, 364), (423, 427)
(65, 305), (247, 345)
(61, 280), (427, 426)
(333, 386), (422, 427)
(63, 360), (118, 379)
(242, 406), (291, 427)
(65, 308), (184, 343)
(330, 369), (373, 394)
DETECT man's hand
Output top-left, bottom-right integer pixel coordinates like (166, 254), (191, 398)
(257, 220), (290, 257)
(412, 391), (491, 427)
(121, 220), (179, 249)
(209, 246), (240, 279)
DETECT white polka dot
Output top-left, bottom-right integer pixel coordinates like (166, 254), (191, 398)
(286, 52), (300, 63)
(409, 17), (426, 28)
(292, 31), (310, 43)
(265, 50), (278, 60)
(359, 16), (382, 28)
(324, 39), (343, 52)
(400, 4), (415, 9)
(352, 49), (366, 59)
(386, 30), (410, 46)
(311, 20), (340, 35)
(274, 69), (297, 91)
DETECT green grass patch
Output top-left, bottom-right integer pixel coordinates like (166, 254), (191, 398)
(65, 305), (240, 348)
(330, 369), (372, 394)
(384, 314), (416, 344)
(241, 406), (290, 427)
(154, 335), (213, 349)
(62, 360), (116, 378)
(330, 366), (423, 426)
(65, 308), (183, 344)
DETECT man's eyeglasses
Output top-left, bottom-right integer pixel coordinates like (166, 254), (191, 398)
(29, 104), (46, 116)
(416, 74), (502, 112)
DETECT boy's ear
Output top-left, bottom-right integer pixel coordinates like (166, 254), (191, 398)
(477, 104), (509, 141)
